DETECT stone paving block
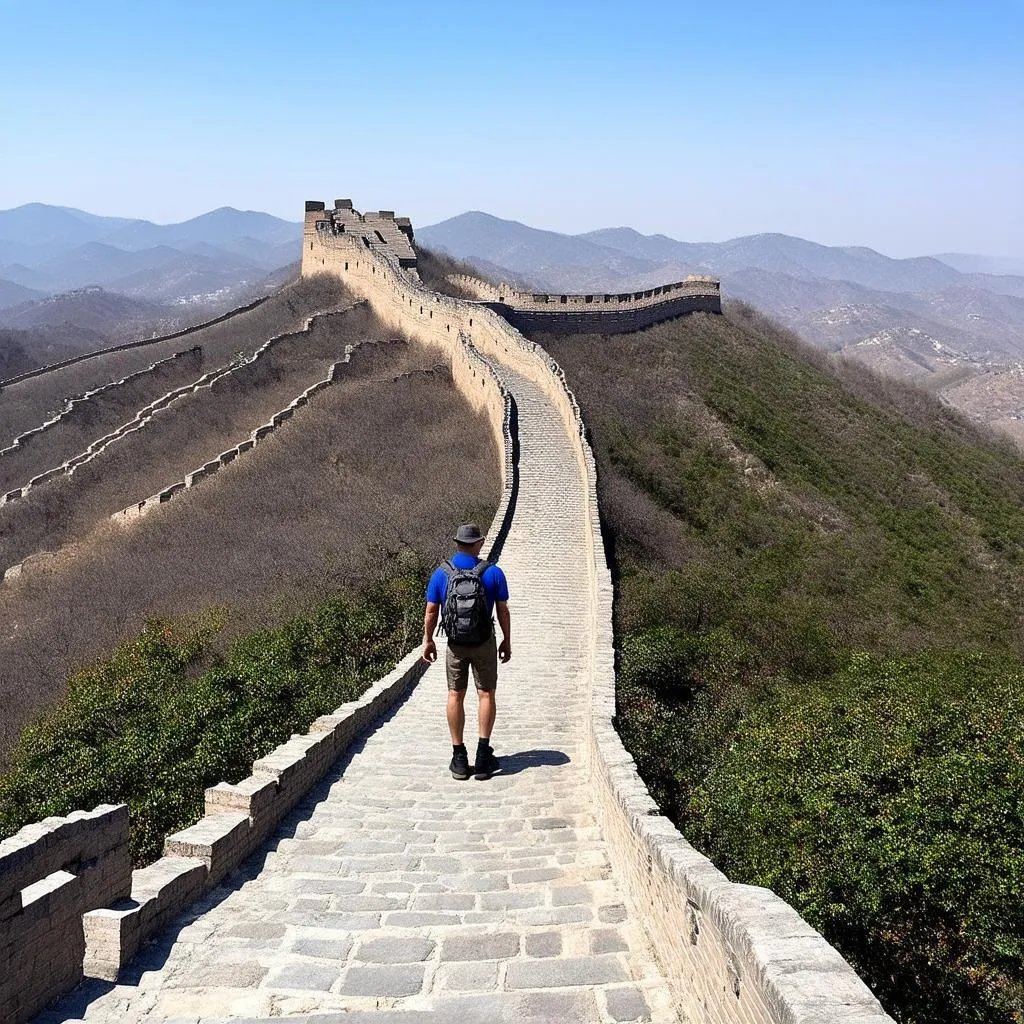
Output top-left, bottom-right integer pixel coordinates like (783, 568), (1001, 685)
(166, 961), (267, 989)
(598, 903), (628, 923)
(550, 884), (592, 906)
(222, 922), (287, 941)
(479, 890), (543, 911)
(604, 985), (653, 1022)
(339, 963), (427, 997)
(355, 935), (435, 963)
(385, 911), (463, 928)
(432, 990), (601, 1022)
(410, 892), (476, 911)
(440, 932), (520, 961)
(290, 936), (353, 960)
(510, 867), (563, 884)
(264, 961), (341, 991)
(432, 960), (500, 992)
(516, 905), (593, 926)
(329, 893), (406, 912)
(590, 927), (629, 953)
(438, 872), (508, 892)
(524, 931), (562, 957)
(505, 954), (627, 989)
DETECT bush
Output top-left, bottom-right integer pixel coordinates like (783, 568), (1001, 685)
(0, 564), (425, 865)
(688, 652), (1024, 1023)
(545, 308), (1024, 1023)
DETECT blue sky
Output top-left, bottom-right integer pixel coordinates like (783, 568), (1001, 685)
(1, 0), (1021, 256)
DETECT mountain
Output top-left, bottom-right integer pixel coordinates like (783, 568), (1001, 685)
(0, 278), (45, 310)
(418, 212), (655, 281)
(420, 210), (1024, 445)
(0, 204), (302, 304)
(934, 253), (1024, 277)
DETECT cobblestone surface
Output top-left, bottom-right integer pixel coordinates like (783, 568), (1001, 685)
(39, 365), (678, 1024)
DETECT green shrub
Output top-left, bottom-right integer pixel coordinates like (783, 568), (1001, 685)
(0, 566), (424, 864)
(687, 652), (1024, 1023)
(545, 309), (1024, 1023)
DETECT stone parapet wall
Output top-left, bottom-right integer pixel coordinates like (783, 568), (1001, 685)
(0, 805), (131, 1024)
(0, 346), (201, 461)
(447, 271), (722, 335)
(1, 305), (357, 586)
(303, 215), (894, 1024)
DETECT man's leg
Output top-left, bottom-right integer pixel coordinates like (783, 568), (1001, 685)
(478, 690), (496, 740)
(446, 645), (472, 780)
(447, 688), (467, 745)
(469, 635), (500, 779)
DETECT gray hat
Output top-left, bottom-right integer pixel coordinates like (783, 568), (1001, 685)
(454, 523), (484, 544)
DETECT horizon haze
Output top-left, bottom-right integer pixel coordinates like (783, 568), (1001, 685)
(1, 1), (1021, 258)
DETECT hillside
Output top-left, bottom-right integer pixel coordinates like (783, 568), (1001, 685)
(0, 276), (500, 761)
(544, 308), (1024, 1024)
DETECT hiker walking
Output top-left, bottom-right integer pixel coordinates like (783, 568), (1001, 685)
(422, 523), (511, 780)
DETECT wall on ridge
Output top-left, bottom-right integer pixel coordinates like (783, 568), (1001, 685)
(303, 213), (894, 1024)
(449, 272), (722, 335)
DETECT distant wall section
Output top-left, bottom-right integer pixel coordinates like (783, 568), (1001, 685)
(450, 272), (722, 334)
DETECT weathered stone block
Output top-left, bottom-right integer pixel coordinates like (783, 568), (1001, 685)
(163, 813), (250, 885)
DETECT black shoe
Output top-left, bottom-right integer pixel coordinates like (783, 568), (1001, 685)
(450, 747), (470, 780)
(474, 746), (500, 780)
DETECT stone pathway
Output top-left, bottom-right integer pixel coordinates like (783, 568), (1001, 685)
(40, 365), (680, 1024)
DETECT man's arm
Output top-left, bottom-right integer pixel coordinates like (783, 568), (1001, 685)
(496, 600), (511, 663)
(423, 601), (440, 663)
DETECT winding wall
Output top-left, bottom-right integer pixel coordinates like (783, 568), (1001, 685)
(448, 272), (722, 335)
(0, 204), (893, 1024)
(299, 207), (894, 1024)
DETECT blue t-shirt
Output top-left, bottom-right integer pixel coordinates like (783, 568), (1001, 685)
(426, 552), (509, 613)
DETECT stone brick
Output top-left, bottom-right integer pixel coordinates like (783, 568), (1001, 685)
(340, 964), (427, 997)
(604, 985), (652, 1022)
(440, 933), (520, 961)
(355, 936), (435, 963)
(505, 955), (628, 989)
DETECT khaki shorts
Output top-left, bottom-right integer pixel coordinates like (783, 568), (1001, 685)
(446, 632), (498, 692)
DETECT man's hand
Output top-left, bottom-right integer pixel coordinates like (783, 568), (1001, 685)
(498, 637), (511, 663)
(423, 601), (440, 663)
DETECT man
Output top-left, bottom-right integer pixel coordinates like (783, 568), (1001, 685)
(423, 523), (511, 780)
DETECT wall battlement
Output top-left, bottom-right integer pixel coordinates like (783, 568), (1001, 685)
(450, 271), (721, 334)
(303, 199), (721, 334)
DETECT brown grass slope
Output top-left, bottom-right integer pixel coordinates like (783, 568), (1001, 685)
(0, 301), (385, 571)
(0, 314), (499, 760)
(0, 274), (343, 447)
(0, 346), (206, 493)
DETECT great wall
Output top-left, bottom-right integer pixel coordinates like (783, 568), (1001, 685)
(0, 201), (895, 1024)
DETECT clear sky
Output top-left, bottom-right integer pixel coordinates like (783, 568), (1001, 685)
(1, 0), (1021, 257)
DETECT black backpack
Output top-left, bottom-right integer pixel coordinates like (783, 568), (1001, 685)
(439, 559), (492, 645)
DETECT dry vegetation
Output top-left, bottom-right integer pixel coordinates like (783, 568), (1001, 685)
(0, 274), (344, 446)
(414, 246), (486, 300)
(0, 301), (380, 570)
(0, 299), (500, 761)
(0, 347), (205, 493)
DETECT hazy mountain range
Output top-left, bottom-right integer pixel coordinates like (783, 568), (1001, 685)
(419, 211), (1024, 447)
(418, 212), (1024, 357)
(0, 204), (301, 308)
